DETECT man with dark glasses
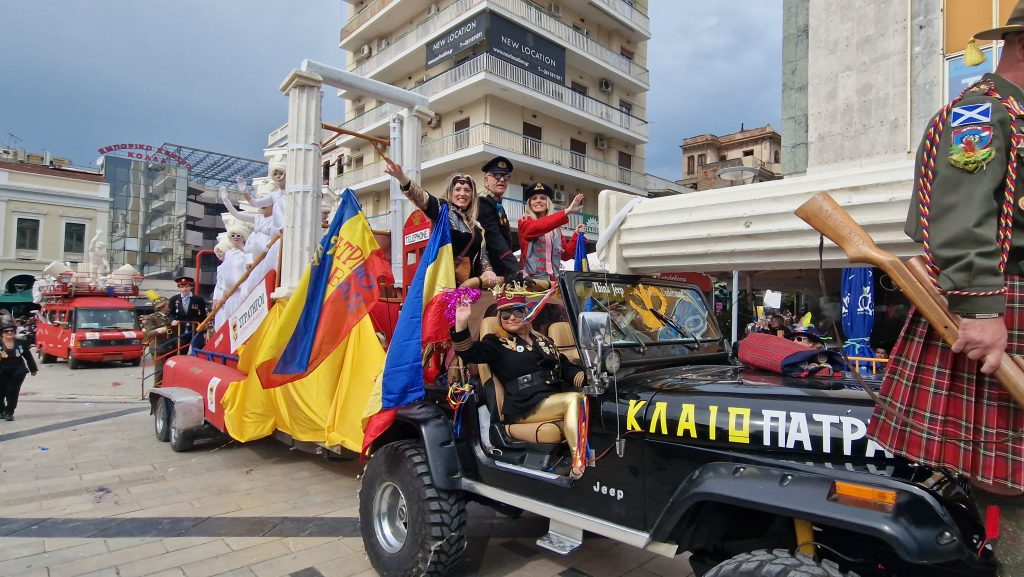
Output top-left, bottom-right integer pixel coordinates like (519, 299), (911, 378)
(478, 156), (522, 279)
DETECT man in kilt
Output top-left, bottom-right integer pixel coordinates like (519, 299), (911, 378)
(869, 6), (1024, 573)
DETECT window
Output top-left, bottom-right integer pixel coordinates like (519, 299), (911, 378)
(617, 151), (633, 184)
(686, 155), (695, 175)
(697, 153), (706, 166)
(719, 155), (727, 162)
(16, 218), (39, 250)
(353, 104), (365, 117)
(453, 118), (471, 150)
(523, 122), (542, 158)
(774, 150), (781, 164)
(570, 138), (587, 171)
(64, 222), (86, 254)
(743, 149), (754, 157)
(571, 82), (588, 96)
(620, 47), (634, 61)
(572, 23), (589, 37)
(619, 99), (633, 116)
(353, 155), (364, 169)
(323, 161), (331, 183)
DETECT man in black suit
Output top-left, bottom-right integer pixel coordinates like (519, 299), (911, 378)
(168, 276), (207, 349)
(477, 156), (522, 279)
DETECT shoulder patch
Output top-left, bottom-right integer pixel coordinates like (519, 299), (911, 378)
(949, 125), (995, 172)
(951, 103), (992, 127)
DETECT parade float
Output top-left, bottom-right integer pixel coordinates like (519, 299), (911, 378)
(146, 62), (995, 577)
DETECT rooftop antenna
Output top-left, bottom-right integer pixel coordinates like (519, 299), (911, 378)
(6, 133), (23, 149)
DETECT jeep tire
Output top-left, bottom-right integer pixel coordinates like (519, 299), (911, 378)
(39, 349), (55, 364)
(68, 353), (80, 370)
(168, 406), (195, 452)
(705, 549), (858, 577)
(154, 397), (171, 442)
(359, 440), (467, 577)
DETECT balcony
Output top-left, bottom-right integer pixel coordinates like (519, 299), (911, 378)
(590, 0), (651, 37)
(422, 123), (646, 189)
(348, 0), (649, 88)
(338, 122), (646, 194)
(341, 0), (395, 42)
(339, 55), (646, 145)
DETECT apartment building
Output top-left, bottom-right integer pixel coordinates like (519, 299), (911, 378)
(680, 124), (782, 191)
(326, 0), (682, 243)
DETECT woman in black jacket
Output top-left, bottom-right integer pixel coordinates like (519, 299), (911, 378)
(1, 323), (37, 421)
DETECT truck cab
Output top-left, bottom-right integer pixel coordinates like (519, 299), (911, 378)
(36, 283), (144, 370)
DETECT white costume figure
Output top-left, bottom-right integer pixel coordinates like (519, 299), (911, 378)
(321, 185), (340, 226)
(220, 186), (276, 256)
(88, 229), (111, 279)
(212, 237), (234, 331)
(240, 157), (285, 227)
(215, 225), (253, 328)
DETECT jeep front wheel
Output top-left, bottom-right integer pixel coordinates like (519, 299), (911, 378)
(359, 440), (467, 577)
(705, 549), (858, 577)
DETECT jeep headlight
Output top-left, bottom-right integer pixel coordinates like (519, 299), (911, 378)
(603, 350), (621, 373)
(129, 339), (141, 345)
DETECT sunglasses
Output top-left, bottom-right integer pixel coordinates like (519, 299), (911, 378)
(451, 177), (473, 187)
(229, 233), (244, 239)
(499, 308), (527, 320)
(487, 173), (510, 181)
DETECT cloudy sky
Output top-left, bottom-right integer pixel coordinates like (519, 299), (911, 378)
(1, 1), (781, 182)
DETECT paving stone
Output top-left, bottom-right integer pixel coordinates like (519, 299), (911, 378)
(49, 540), (168, 577)
(115, 541), (233, 577)
(263, 518), (358, 539)
(10, 518), (116, 538)
(249, 540), (356, 577)
(179, 540), (291, 577)
(0, 518), (42, 537)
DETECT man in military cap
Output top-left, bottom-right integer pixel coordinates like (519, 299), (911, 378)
(143, 297), (176, 387)
(477, 156), (522, 278)
(169, 276), (207, 350)
(868, 5), (1024, 572)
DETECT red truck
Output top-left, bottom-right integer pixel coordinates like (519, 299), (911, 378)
(35, 280), (145, 369)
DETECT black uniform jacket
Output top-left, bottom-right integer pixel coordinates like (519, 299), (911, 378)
(451, 327), (584, 422)
(477, 194), (521, 278)
(0, 339), (37, 375)
(169, 294), (208, 324)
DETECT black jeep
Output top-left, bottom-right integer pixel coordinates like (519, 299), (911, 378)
(359, 272), (993, 577)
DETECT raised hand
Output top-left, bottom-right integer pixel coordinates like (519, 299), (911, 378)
(383, 155), (407, 185)
(454, 301), (473, 332)
(566, 193), (585, 214)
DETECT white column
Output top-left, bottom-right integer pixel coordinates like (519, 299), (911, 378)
(388, 116), (404, 287)
(276, 70), (323, 298)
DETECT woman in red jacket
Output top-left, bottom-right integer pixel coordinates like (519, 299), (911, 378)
(517, 182), (586, 280)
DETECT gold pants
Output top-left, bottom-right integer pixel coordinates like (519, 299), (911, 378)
(520, 392), (587, 463)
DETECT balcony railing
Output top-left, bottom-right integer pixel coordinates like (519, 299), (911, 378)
(340, 54), (646, 140)
(422, 55), (647, 137)
(348, 0), (649, 85)
(421, 122), (647, 188)
(341, 0), (395, 41)
(337, 161), (385, 188)
(591, 0), (651, 36)
(365, 212), (390, 230)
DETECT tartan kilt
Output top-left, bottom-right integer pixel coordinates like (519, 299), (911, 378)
(869, 276), (1024, 490)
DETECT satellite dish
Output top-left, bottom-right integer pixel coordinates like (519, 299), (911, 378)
(716, 165), (758, 182)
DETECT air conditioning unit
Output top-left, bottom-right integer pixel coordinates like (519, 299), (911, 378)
(599, 78), (613, 92)
(426, 114), (442, 129)
(552, 189), (566, 203)
(378, 37), (390, 50)
(356, 44), (371, 59)
(428, 3), (439, 16)
(594, 135), (608, 149)
(549, 3), (562, 16)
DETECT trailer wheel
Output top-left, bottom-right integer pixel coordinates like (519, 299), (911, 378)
(68, 353), (81, 370)
(359, 440), (466, 577)
(39, 350), (55, 364)
(168, 406), (195, 452)
(130, 358), (141, 367)
(154, 398), (171, 442)
(705, 549), (858, 577)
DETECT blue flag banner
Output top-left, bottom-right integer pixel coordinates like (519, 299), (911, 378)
(573, 231), (589, 272)
(841, 267), (875, 361)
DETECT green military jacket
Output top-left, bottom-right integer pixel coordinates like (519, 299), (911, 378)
(905, 73), (1024, 314)
(142, 311), (173, 344)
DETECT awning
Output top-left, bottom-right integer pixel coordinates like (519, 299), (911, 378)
(0, 290), (34, 304)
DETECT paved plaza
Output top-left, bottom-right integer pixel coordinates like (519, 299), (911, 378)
(0, 359), (695, 577)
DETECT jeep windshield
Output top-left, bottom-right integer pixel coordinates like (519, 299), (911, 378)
(75, 309), (139, 330)
(571, 278), (721, 346)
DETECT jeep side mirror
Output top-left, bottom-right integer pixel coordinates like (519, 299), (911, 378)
(578, 312), (612, 395)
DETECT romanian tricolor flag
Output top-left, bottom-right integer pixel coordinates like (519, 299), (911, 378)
(362, 203), (455, 454)
(254, 189), (390, 389)
(573, 231), (589, 272)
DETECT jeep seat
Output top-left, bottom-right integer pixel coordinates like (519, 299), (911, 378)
(477, 316), (564, 446)
(546, 322), (579, 364)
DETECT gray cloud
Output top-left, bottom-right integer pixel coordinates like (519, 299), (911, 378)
(646, 1), (782, 180)
(2, 0), (781, 184)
